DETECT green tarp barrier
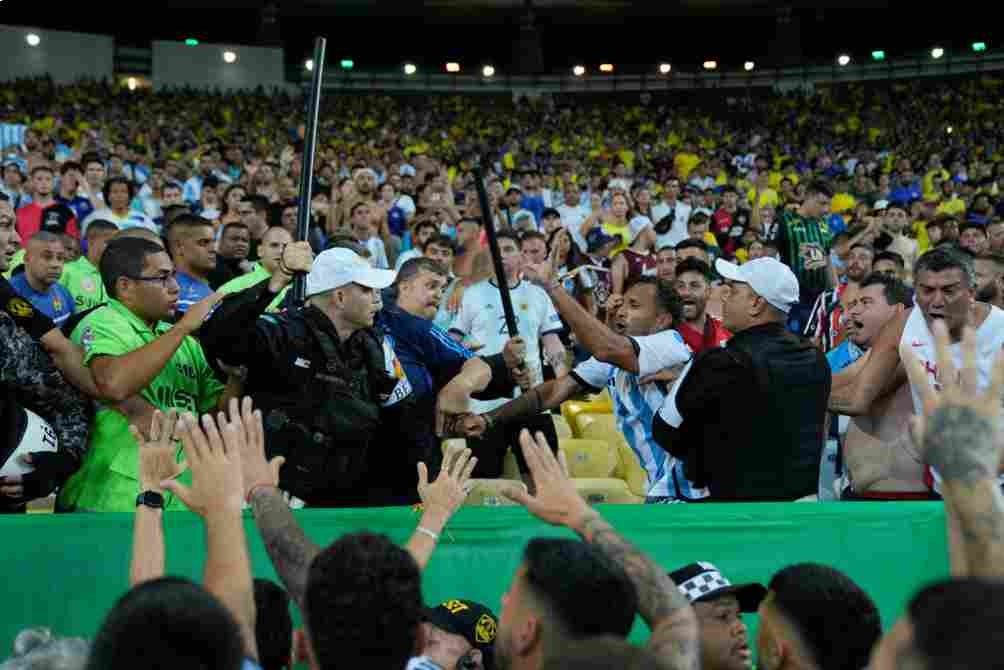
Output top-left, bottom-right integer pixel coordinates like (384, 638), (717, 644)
(1, 503), (949, 651)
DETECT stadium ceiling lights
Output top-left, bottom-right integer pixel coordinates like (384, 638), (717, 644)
(185, 38), (199, 46)
(703, 60), (718, 70)
(305, 59), (314, 71)
(973, 42), (987, 52)
(25, 33), (41, 47)
(931, 47), (945, 59)
(404, 63), (417, 75)
(573, 65), (586, 76)
(871, 50), (886, 61)
(658, 63), (671, 75)
(599, 63), (614, 73)
(127, 77), (138, 91)
(223, 50), (237, 64)
(482, 65), (495, 78)
(445, 62), (461, 73)
(837, 54), (851, 66)
(744, 61), (755, 71)
(340, 59), (354, 70)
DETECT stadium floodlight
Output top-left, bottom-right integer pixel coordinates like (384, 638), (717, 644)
(340, 59), (354, 70)
(127, 77), (138, 91)
(871, 50), (886, 61)
(305, 59), (314, 72)
(931, 47), (945, 59)
(744, 61), (755, 71)
(837, 54), (851, 66)
(223, 51), (237, 64)
(185, 38), (199, 46)
(973, 42), (987, 52)
(26, 33), (41, 47)
(599, 63), (614, 73)
(703, 60), (718, 70)
(482, 65), (495, 78)
(573, 65), (586, 76)
(446, 62), (460, 73)
(947, 126), (954, 135)
(404, 63), (417, 75)
(659, 63), (671, 74)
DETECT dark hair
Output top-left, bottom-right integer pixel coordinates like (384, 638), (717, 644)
(874, 250), (906, 270)
(859, 272), (914, 308)
(396, 257), (450, 289)
(540, 636), (663, 670)
(166, 213), (214, 256)
(674, 257), (713, 283)
(422, 233), (457, 255)
(457, 216), (482, 229)
(959, 221), (989, 238)
(675, 239), (709, 254)
(520, 231), (548, 248)
(547, 227), (585, 270)
(805, 179), (834, 199)
(522, 538), (637, 639)
(102, 176), (135, 205)
(412, 219), (440, 238)
(913, 245), (976, 288)
(100, 237), (166, 298)
(904, 578), (1004, 670)
(30, 165), (54, 178)
(349, 201), (370, 218)
(254, 579), (293, 670)
(849, 242), (875, 256)
(496, 230), (521, 248)
(221, 184), (247, 216)
(304, 532), (423, 670)
(688, 212), (710, 229)
(82, 153), (103, 169)
(767, 564), (881, 670)
(162, 182), (183, 194)
(85, 219), (119, 239)
(325, 235), (367, 256)
(59, 161), (82, 175)
(247, 194), (271, 213)
(86, 577), (244, 670)
(221, 222), (250, 239)
(162, 204), (192, 226)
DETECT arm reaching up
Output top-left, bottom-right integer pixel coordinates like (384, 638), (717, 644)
(901, 322), (1004, 578)
(406, 444), (477, 570)
(504, 430), (699, 670)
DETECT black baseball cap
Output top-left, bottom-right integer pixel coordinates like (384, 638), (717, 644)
(39, 204), (75, 235)
(541, 207), (561, 220)
(424, 599), (498, 669)
(669, 562), (766, 613)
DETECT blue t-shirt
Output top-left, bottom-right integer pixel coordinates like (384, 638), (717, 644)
(826, 339), (864, 373)
(520, 194), (545, 226)
(175, 271), (213, 315)
(57, 195), (95, 223)
(9, 274), (75, 326)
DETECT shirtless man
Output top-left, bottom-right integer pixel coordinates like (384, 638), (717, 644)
(835, 273), (927, 500)
(830, 247), (1004, 496)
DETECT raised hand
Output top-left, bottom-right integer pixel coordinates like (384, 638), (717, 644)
(503, 430), (589, 529)
(417, 444), (477, 520)
(227, 396), (285, 502)
(133, 409), (186, 493)
(178, 292), (224, 335)
(161, 413), (244, 517)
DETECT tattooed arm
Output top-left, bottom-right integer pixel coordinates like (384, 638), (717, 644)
(504, 429), (699, 670)
(902, 323), (1004, 578)
(249, 486), (320, 609)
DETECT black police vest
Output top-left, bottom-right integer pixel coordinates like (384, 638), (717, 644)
(717, 323), (831, 500)
(252, 308), (396, 504)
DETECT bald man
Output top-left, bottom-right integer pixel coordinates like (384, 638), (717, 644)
(10, 231), (76, 326)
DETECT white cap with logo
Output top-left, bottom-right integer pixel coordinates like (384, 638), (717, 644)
(305, 248), (397, 298)
(629, 215), (653, 242)
(714, 257), (799, 314)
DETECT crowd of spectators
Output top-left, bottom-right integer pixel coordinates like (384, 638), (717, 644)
(3, 71), (1004, 668)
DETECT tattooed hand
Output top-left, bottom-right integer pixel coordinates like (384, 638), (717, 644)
(900, 321), (1004, 483)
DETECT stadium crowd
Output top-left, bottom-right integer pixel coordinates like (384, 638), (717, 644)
(2, 72), (1004, 669)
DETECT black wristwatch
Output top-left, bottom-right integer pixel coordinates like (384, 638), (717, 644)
(136, 491), (165, 510)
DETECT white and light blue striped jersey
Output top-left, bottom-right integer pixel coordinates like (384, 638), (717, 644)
(571, 329), (708, 500)
(0, 124), (27, 153)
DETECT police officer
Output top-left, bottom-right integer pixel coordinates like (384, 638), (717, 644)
(201, 243), (416, 507)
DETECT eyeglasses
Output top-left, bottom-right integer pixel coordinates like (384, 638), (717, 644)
(125, 271), (178, 288)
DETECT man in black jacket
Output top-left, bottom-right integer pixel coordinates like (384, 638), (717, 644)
(652, 257), (830, 501)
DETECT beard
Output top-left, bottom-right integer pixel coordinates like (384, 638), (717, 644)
(977, 282), (999, 304)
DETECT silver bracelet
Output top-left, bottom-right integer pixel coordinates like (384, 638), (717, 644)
(416, 526), (440, 541)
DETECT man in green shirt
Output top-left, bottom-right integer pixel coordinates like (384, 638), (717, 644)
(58, 236), (224, 512)
(776, 179), (835, 333)
(60, 219), (117, 312)
(218, 226), (292, 312)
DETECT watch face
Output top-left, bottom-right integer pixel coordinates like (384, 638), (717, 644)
(137, 491), (165, 508)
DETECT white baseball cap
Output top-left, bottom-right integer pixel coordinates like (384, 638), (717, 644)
(715, 257), (799, 314)
(305, 248), (396, 298)
(629, 215), (653, 241)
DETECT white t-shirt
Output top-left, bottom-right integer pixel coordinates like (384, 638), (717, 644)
(394, 194), (416, 219)
(572, 330), (706, 499)
(363, 237), (390, 269)
(557, 204), (589, 252)
(900, 305), (1004, 491)
(448, 279), (563, 413)
(652, 200), (693, 249)
(81, 208), (159, 236)
(394, 248), (422, 271)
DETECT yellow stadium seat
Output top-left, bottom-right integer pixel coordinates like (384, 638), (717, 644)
(614, 442), (650, 499)
(464, 479), (526, 507)
(559, 439), (619, 479)
(561, 396), (613, 438)
(575, 413), (619, 443)
(573, 478), (639, 504)
(551, 414), (573, 440)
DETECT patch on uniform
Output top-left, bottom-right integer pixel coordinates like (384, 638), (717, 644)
(81, 326), (94, 351)
(53, 296), (63, 313)
(475, 613), (497, 644)
(81, 277), (97, 293)
(7, 297), (33, 318)
(520, 303), (528, 311)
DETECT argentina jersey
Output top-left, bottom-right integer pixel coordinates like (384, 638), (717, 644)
(571, 328), (708, 501)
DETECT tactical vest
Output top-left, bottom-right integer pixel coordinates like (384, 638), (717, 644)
(700, 323), (830, 501)
(251, 308), (398, 504)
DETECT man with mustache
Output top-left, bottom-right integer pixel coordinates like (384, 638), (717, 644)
(805, 243), (874, 352)
(674, 258), (731, 354)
